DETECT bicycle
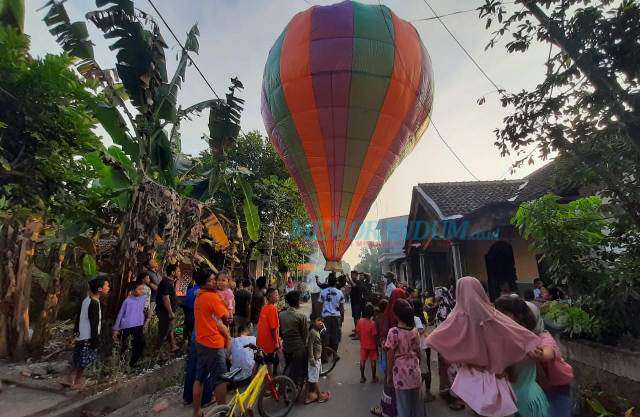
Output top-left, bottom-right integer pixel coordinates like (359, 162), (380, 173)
(204, 345), (297, 417)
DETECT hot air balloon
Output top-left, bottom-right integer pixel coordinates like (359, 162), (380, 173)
(261, 0), (434, 270)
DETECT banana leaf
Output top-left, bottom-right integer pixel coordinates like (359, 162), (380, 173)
(238, 177), (260, 242)
(1, 0), (25, 32)
(91, 101), (138, 158)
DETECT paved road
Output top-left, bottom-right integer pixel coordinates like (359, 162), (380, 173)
(105, 302), (463, 417)
(290, 303), (460, 417)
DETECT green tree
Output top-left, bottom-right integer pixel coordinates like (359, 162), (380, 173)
(355, 244), (383, 277)
(513, 194), (640, 343)
(0, 26), (103, 359)
(478, 0), (640, 227)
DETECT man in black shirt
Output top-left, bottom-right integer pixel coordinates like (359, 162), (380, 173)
(156, 263), (179, 352)
(250, 276), (267, 326)
(348, 270), (364, 338)
(234, 279), (252, 335)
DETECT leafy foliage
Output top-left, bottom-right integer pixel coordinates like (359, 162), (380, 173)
(0, 26), (102, 220)
(541, 301), (601, 339)
(0, 0), (24, 32)
(513, 194), (640, 343)
(355, 243), (383, 277)
(478, 0), (640, 227)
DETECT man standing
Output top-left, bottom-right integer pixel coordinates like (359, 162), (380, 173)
(279, 290), (309, 386)
(192, 270), (230, 417)
(257, 288), (281, 373)
(156, 263), (180, 353)
(143, 256), (161, 313)
(384, 271), (397, 298)
(234, 279), (252, 335)
(319, 273), (344, 354)
(348, 270), (363, 339)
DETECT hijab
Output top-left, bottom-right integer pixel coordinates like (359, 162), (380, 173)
(382, 288), (406, 338)
(426, 276), (540, 374)
(434, 286), (455, 324)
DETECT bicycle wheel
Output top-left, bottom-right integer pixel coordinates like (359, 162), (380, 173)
(204, 404), (231, 417)
(320, 346), (338, 376)
(257, 375), (297, 417)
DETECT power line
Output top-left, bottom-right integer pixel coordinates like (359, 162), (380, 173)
(412, 2), (516, 23)
(431, 119), (481, 181)
(146, 0), (220, 100)
(418, 0), (502, 93)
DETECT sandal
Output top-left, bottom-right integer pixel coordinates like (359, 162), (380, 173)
(360, 377), (366, 383)
(370, 405), (383, 416)
(318, 392), (331, 403)
(304, 393), (318, 405)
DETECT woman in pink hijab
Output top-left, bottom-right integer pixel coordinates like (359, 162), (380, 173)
(426, 276), (540, 417)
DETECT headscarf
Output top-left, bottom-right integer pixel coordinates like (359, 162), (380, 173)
(382, 288), (406, 338)
(526, 301), (545, 335)
(434, 286), (455, 324)
(426, 276), (540, 374)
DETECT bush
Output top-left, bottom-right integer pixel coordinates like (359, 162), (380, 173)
(541, 301), (601, 339)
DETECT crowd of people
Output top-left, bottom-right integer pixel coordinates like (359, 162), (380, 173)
(64, 260), (573, 417)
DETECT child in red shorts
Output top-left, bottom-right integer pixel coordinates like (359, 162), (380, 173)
(356, 303), (378, 383)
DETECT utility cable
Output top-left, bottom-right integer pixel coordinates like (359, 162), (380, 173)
(419, 0), (502, 93)
(146, 0), (220, 100)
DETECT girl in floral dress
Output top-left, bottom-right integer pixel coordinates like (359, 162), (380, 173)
(385, 298), (424, 417)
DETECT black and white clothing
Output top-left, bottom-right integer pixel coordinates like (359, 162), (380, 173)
(72, 296), (101, 369)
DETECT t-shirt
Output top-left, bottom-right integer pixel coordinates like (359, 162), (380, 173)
(537, 332), (574, 389)
(350, 282), (364, 306)
(384, 327), (421, 390)
(385, 282), (397, 298)
(279, 307), (309, 354)
(194, 290), (229, 349)
(231, 335), (256, 381)
(308, 328), (322, 364)
(256, 303), (279, 353)
(235, 288), (252, 318)
(218, 288), (235, 314)
(356, 318), (377, 351)
(319, 287), (344, 317)
(155, 278), (176, 313)
(146, 269), (161, 300)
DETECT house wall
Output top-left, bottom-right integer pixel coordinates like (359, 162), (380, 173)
(461, 237), (539, 284)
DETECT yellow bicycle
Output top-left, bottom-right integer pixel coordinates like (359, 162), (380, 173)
(205, 345), (297, 417)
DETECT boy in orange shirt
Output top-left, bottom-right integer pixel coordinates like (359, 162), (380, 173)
(256, 288), (281, 374)
(192, 270), (230, 417)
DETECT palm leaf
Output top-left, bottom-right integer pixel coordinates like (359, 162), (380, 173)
(157, 24), (199, 122)
(1, 0), (25, 32)
(41, 0), (96, 70)
(238, 177), (260, 242)
(91, 100), (137, 158)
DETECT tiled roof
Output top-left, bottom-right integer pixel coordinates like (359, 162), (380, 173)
(416, 161), (558, 218)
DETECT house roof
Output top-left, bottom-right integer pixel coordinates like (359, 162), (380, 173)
(414, 160), (560, 219)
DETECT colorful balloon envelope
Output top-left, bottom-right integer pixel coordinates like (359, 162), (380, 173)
(261, 0), (434, 270)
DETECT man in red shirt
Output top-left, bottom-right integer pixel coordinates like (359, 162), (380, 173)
(257, 288), (281, 374)
(192, 270), (230, 417)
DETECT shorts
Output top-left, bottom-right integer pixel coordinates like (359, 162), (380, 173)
(308, 359), (321, 383)
(195, 343), (228, 387)
(72, 340), (97, 369)
(360, 348), (378, 362)
(351, 303), (362, 321)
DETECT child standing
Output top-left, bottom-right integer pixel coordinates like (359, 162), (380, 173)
(356, 303), (378, 383)
(137, 272), (152, 329)
(256, 288), (281, 373)
(64, 278), (110, 389)
(527, 302), (574, 417)
(113, 281), (147, 367)
(305, 316), (330, 404)
(385, 298), (423, 417)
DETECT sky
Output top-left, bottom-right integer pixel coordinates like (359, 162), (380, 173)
(24, 0), (551, 267)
